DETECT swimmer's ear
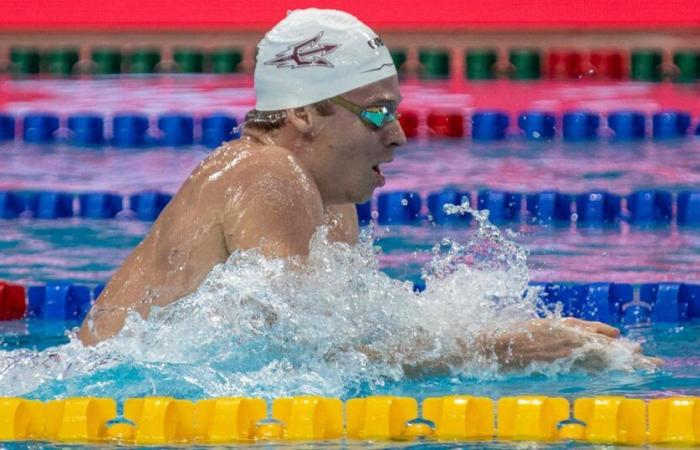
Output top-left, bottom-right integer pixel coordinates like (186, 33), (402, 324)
(286, 106), (315, 136)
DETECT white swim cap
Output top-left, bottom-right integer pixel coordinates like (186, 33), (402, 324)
(254, 8), (397, 111)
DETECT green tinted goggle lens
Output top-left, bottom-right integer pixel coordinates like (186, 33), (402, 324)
(360, 107), (397, 128)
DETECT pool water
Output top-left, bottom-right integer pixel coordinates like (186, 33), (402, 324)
(1, 78), (700, 448)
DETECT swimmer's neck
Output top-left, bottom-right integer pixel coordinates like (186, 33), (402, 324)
(241, 123), (298, 147)
(241, 124), (318, 156)
(241, 127), (278, 146)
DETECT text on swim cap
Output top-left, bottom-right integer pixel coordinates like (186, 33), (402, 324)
(367, 37), (386, 50)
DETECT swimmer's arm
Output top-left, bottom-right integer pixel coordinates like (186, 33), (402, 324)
(355, 318), (656, 377)
(77, 239), (154, 345)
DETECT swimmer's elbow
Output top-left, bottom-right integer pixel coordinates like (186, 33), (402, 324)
(77, 308), (123, 346)
(77, 323), (100, 346)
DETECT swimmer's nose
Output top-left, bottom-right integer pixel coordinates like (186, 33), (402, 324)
(383, 118), (407, 148)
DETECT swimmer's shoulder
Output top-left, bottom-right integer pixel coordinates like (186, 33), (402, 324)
(192, 140), (306, 184)
(224, 141), (317, 190)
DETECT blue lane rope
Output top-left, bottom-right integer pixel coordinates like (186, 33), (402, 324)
(1, 280), (698, 324)
(1, 188), (699, 226)
(0, 110), (698, 147)
(0, 112), (240, 148)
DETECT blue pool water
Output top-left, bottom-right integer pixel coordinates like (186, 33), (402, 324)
(1, 130), (700, 448)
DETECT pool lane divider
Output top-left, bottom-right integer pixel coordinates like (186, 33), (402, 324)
(1, 109), (699, 146)
(5, 47), (700, 82)
(362, 188), (700, 226)
(1, 188), (699, 226)
(2, 395), (700, 445)
(412, 109), (700, 140)
(0, 281), (100, 321)
(1, 280), (699, 324)
(0, 112), (240, 148)
(0, 191), (172, 220)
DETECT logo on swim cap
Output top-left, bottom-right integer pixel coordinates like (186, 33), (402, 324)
(264, 32), (341, 69)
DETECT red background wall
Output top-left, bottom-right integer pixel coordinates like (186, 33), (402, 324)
(2, 0), (699, 31)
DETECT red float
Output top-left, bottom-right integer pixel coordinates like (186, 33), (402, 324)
(0, 281), (26, 320)
(547, 50), (585, 79)
(398, 109), (419, 138)
(590, 50), (626, 80)
(427, 110), (464, 138)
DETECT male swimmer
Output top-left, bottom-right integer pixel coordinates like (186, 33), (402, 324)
(78, 9), (655, 369)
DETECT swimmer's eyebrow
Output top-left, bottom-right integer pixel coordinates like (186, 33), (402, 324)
(362, 94), (403, 108)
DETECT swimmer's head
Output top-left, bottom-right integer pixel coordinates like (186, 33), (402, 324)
(247, 9), (406, 205)
(254, 8), (397, 111)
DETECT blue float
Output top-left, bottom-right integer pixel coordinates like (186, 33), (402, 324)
(158, 113), (194, 146)
(201, 114), (238, 148)
(471, 110), (509, 141)
(646, 283), (689, 322)
(129, 191), (172, 221)
(0, 114), (15, 141)
(23, 113), (60, 143)
(526, 191), (572, 224)
(621, 303), (651, 325)
(640, 283), (657, 303)
(27, 282), (92, 320)
(517, 111), (556, 141)
(0, 191), (25, 219)
(539, 283), (586, 317)
(681, 283), (700, 318)
(356, 200), (372, 225)
(626, 190), (673, 224)
(562, 111), (600, 141)
(607, 111), (646, 140)
(575, 191), (621, 225)
(677, 191), (700, 226)
(477, 190), (521, 222)
(427, 189), (471, 223)
(581, 283), (622, 324)
(112, 113), (150, 147)
(377, 191), (421, 224)
(11, 191), (36, 214)
(78, 192), (123, 219)
(27, 286), (43, 317)
(652, 110), (691, 139)
(27, 192), (73, 219)
(610, 283), (634, 317)
(67, 114), (105, 146)
(413, 279), (426, 293)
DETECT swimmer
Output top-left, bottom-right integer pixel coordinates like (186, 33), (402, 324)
(78, 9), (657, 370)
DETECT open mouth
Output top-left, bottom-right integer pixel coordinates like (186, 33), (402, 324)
(372, 165), (386, 186)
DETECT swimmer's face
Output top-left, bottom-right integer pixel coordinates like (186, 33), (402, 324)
(307, 76), (406, 204)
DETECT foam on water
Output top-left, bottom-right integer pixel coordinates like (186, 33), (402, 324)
(0, 201), (652, 400)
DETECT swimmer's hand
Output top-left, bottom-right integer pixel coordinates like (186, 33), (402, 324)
(489, 317), (662, 371)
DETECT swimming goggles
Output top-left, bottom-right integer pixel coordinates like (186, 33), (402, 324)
(330, 96), (400, 129)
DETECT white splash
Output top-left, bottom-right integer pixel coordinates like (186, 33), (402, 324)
(0, 199), (653, 399)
